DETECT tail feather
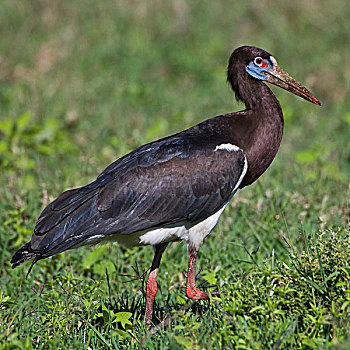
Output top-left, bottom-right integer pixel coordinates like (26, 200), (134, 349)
(11, 242), (36, 269)
(11, 178), (112, 275)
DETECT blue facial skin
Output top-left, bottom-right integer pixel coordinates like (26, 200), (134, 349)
(245, 59), (273, 81)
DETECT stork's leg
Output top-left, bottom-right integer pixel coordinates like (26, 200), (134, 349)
(145, 242), (168, 327)
(186, 247), (209, 300)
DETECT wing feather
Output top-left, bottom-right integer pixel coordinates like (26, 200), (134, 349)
(30, 133), (246, 255)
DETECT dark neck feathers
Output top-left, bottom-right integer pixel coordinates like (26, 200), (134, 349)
(225, 65), (284, 187)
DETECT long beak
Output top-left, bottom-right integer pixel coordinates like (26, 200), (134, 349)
(265, 65), (321, 106)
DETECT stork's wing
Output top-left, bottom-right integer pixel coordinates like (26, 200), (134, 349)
(30, 135), (246, 255)
(96, 140), (246, 233)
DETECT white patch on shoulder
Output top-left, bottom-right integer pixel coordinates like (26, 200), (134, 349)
(215, 143), (240, 152)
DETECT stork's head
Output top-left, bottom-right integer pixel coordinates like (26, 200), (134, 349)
(228, 46), (321, 106)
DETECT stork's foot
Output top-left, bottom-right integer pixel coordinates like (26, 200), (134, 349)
(186, 248), (220, 301)
(186, 286), (209, 300)
(186, 287), (220, 300)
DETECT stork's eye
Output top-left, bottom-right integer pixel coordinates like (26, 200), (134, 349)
(246, 55), (272, 80)
(254, 57), (269, 69)
(254, 57), (263, 66)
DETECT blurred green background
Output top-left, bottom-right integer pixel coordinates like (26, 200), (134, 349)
(0, 0), (349, 348)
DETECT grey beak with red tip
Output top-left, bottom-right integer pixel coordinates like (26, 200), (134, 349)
(265, 61), (321, 106)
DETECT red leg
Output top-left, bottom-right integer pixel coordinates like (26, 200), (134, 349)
(186, 248), (209, 300)
(145, 268), (159, 327)
(144, 243), (168, 328)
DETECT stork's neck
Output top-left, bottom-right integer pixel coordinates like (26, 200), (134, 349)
(233, 80), (284, 187)
(236, 76), (278, 111)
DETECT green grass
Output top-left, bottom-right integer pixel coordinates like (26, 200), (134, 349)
(1, 0), (350, 348)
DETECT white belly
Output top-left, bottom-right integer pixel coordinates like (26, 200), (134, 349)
(82, 203), (228, 250)
(100, 203), (228, 249)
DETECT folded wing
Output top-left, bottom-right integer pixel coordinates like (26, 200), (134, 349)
(26, 135), (246, 257)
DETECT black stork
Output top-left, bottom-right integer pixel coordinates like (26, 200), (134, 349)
(11, 46), (320, 327)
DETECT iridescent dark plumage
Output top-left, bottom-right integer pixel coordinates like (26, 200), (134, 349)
(11, 46), (320, 327)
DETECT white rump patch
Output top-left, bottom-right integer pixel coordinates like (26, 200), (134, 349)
(215, 143), (240, 152)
